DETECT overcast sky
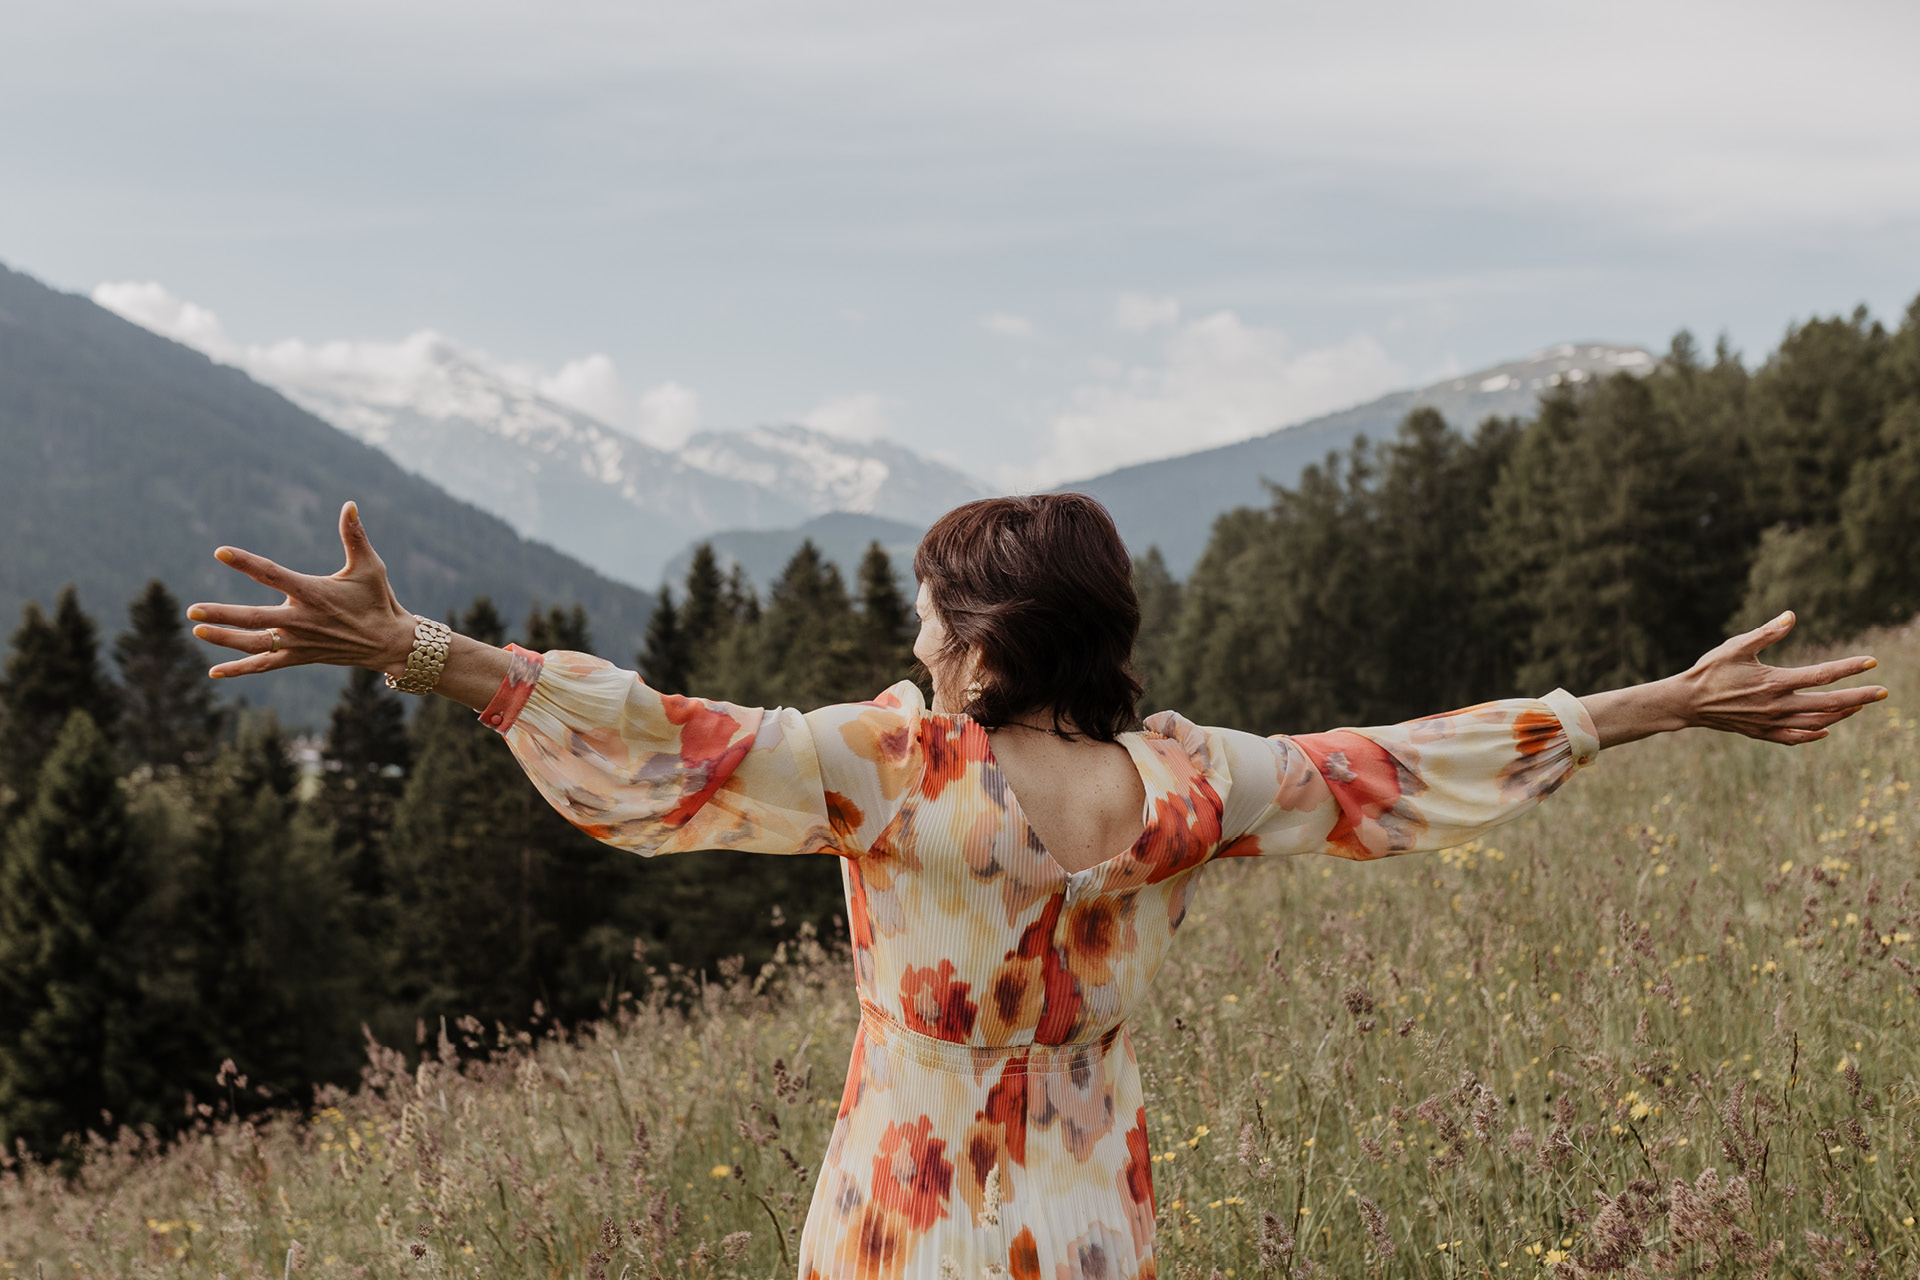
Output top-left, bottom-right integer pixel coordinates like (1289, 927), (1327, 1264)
(6, 0), (1919, 485)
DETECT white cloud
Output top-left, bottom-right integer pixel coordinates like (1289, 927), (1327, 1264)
(801, 392), (896, 442)
(1111, 293), (1181, 334)
(92, 281), (239, 360)
(1020, 311), (1405, 487)
(981, 312), (1037, 339)
(630, 381), (702, 451)
(534, 353), (627, 425)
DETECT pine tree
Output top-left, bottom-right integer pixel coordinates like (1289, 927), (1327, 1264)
(1745, 307), (1890, 530)
(384, 597), (589, 1033)
(114, 579), (222, 771)
(0, 711), (154, 1154)
(0, 586), (121, 798)
(315, 669), (411, 901)
(525, 603), (592, 654)
(1481, 375), (1730, 692)
(1130, 548), (1183, 715)
(680, 544), (728, 655)
(177, 712), (359, 1102)
(638, 586), (691, 694)
(761, 541), (863, 707)
(854, 542), (915, 695)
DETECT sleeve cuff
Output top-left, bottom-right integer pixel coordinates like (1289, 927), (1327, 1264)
(478, 644), (544, 733)
(1542, 687), (1601, 768)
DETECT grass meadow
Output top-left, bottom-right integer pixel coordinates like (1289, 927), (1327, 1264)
(3, 622), (1916, 1279)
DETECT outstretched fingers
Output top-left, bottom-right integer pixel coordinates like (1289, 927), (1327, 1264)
(215, 544), (309, 597)
(191, 623), (279, 655)
(1785, 654), (1881, 691)
(1730, 610), (1797, 659)
(208, 649), (302, 680)
(336, 500), (383, 576)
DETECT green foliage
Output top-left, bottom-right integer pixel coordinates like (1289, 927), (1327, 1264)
(1131, 547), (1183, 713)
(0, 585), (121, 797)
(855, 539), (917, 694)
(114, 578), (223, 772)
(0, 712), (155, 1156)
(1162, 295), (1920, 723)
(313, 668), (410, 901)
(637, 585), (691, 693)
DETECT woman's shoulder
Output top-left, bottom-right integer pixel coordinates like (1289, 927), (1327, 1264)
(1140, 708), (1221, 770)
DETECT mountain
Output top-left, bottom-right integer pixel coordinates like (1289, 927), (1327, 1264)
(0, 263), (654, 727)
(677, 425), (990, 527)
(1058, 343), (1657, 575)
(248, 335), (811, 589)
(91, 292), (994, 590)
(660, 512), (926, 597)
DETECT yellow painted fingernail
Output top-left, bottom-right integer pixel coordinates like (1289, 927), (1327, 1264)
(1878, 689), (1890, 701)
(192, 626), (209, 640)
(208, 668), (222, 679)
(346, 501), (360, 524)
(187, 606), (206, 621)
(215, 547), (235, 563)
(1862, 658), (1877, 670)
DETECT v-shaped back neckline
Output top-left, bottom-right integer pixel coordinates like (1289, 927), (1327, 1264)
(970, 717), (1156, 880)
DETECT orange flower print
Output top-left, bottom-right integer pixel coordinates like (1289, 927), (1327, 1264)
(825, 790), (866, 843)
(1292, 730), (1427, 859)
(1118, 1107), (1156, 1253)
(918, 717), (985, 800)
(1007, 1227), (1043, 1280)
(1061, 894), (1139, 988)
(981, 950), (1045, 1043)
(838, 707), (920, 800)
(870, 1116), (953, 1233)
(899, 960), (979, 1042)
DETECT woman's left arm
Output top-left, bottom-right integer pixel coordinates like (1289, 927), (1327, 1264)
(1579, 610), (1885, 750)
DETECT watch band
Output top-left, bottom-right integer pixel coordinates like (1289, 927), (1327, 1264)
(385, 616), (453, 695)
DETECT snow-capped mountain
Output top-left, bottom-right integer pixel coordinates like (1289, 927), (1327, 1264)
(241, 333), (806, 588)
(679, 424), (990, 524)
(88, 284), (996, 588)
(1061, 342), (1658, 574)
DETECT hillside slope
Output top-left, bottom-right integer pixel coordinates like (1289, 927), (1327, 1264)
(0, 264), (653, 726)
(1060, 343), (1654, 573)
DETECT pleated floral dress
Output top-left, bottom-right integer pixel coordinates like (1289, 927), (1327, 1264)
(478, 647), (1601, 1280)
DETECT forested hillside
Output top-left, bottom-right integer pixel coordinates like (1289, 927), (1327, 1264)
(1, 287), (1915, 1202)
(0, 262), (654, 726)
(0, 540), (920, 1158)
(1134, 301), (1920, 731)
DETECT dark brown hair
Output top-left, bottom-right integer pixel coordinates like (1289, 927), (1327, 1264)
(913, 494), (1142, 741)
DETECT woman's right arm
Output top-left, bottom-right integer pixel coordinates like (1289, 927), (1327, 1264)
(188, 500), (917, 859)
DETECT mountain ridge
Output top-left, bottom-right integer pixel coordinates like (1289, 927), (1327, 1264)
(0, 263), (655, 727)
(1055, 342), (1656, 574)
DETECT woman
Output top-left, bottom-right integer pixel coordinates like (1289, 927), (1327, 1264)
(191, 495), (1883, 1280)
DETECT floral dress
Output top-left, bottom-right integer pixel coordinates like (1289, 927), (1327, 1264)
(480, 648), (1600, 1280)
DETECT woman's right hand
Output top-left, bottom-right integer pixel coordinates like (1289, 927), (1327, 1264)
(188, 500), (418, 680)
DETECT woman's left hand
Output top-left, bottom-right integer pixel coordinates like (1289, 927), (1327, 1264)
(1581, 610), (1888, 750)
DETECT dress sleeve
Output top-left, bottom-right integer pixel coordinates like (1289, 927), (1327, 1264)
(1176, 690), (1600, 862)
(488, 648), (924, 859)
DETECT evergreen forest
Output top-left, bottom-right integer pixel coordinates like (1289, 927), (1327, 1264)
(2, 296), (1917, 1162)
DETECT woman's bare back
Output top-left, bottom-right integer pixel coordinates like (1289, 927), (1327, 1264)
(984, 726), (1147, 874)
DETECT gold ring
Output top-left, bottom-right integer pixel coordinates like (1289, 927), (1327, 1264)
(267, 628), (280, 653)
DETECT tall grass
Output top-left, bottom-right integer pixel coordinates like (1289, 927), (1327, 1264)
(4, 623), (1915, 1279)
